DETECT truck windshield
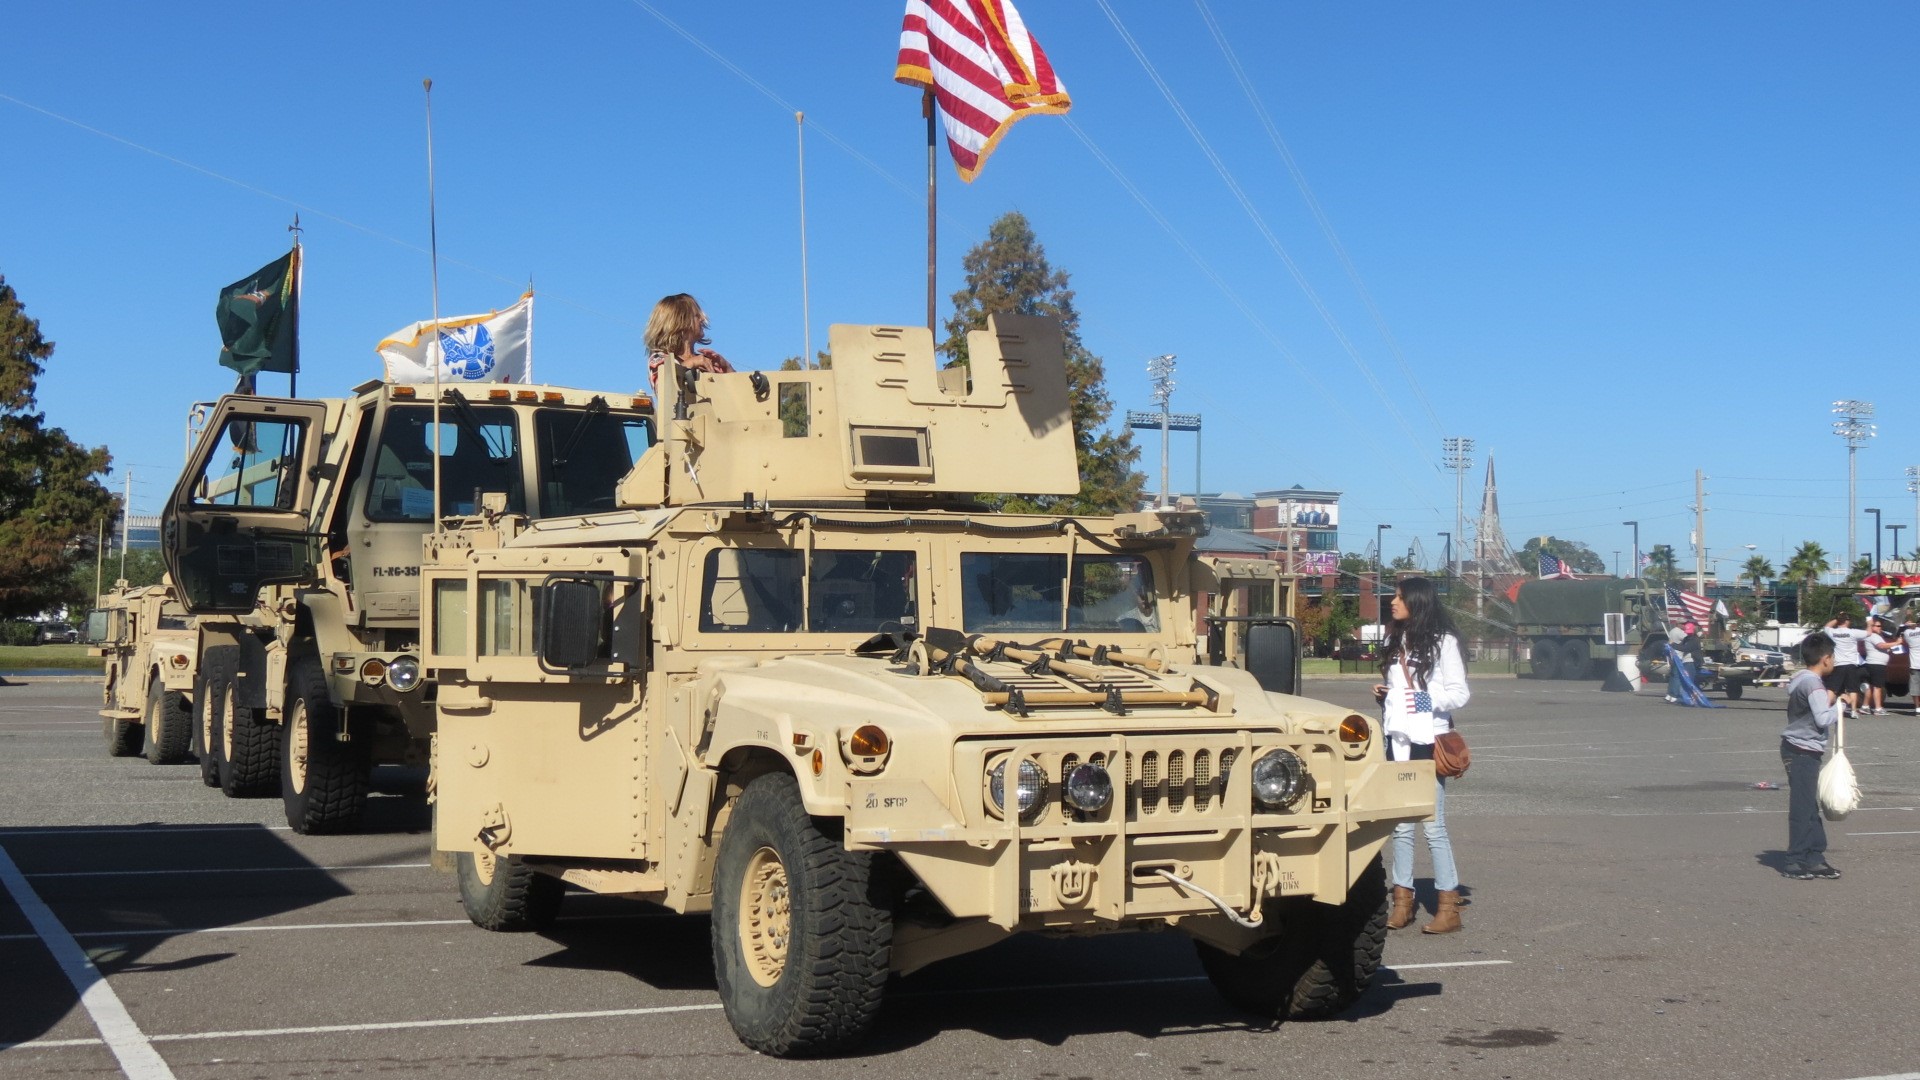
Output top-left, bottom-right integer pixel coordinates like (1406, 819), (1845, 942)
(366, 405), (525, 521)
(534, 406), (654, 516)
(700, 548), (917, 634)
(961, 553), (1158, 634)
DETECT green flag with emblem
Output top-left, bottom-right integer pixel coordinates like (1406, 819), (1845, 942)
(215, 247), (300, 384)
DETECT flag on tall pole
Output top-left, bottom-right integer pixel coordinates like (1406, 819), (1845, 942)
(1665, 586), (1715, 627)
(896, 0), (1073, 182)
(378, 292), (533, 385)
(216, 246), (301, 393)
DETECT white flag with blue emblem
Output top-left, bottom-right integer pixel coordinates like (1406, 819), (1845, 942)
(378, 291), (533, 384)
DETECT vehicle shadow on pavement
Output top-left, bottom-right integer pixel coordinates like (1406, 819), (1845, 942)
(526, 908), (720, 992)
(0, 823), (350, 1048)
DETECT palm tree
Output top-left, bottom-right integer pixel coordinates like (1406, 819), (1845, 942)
(1740, 554), (1774, 596)
(1646, 544), (1679, 586)
(1784, 542), (1829, 588)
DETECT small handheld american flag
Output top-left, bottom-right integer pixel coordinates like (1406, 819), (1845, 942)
(1411, 689), (1434, 714)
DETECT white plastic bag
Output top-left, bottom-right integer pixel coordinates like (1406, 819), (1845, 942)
(1819, 718), (1861, 821)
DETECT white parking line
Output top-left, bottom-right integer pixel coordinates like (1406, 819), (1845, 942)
(0, 911), (672, 944)
(27, 863), (427, 879)
(0, 825), (292, 837)
(0, 842), (176, 1078)
(1847, 830), (1920, 836)
(0, 959), (1514, 1050)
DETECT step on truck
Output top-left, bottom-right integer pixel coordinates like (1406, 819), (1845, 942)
(89, 578), (198, 763)
(159, 380), (655, 833)
(421, 316), (1436, 1056)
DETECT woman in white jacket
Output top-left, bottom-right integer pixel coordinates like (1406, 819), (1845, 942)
(1370, 576), (1470, 934)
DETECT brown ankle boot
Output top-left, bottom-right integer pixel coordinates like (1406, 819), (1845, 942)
(1422, 889), (1463, 934)
(1387, 885), (1416, 930)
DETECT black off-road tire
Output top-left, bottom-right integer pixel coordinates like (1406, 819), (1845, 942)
(1528, 638), (1560, 679)
(104, 712), (142, 758)
(144, 677), (193, 765)
(216, 656), (279, 798)
(456, 850), (565, 932)
(1555, 644), (1589, 682)
(710, 772), (892, 1057)
(195, 652), (231, 787)
(280, 658), (371, 834)
(1723, 681), (1744, 700)
(1195, 855), (1390, 1021)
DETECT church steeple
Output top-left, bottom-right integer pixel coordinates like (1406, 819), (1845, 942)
(1474, 455), (1521, 576)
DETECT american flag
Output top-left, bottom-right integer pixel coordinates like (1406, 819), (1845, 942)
(1538, 552), (1578, 579)
(1666, 586), (1715, 627)
(896, 0), (1071, 182)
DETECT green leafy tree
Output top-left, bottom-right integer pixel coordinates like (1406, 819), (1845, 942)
(1740, 554), (1774, 595)
(1784, 541), (1829, 590)
(0, 277), (115, 618)
(1845, 555), (1872, 585)
(1645, 544), (1679, 586)
(1516, 535), (1606, 574)
(942, 212), (1142, 515)
(64, 548), (165, 610)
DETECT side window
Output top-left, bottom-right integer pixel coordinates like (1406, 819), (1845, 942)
(190, 417), (306, 509)
(810, 550), (916, 633)
(701, 549), (802, 633)
(535, 409), (655, 517)
(365, 405), (525, 521)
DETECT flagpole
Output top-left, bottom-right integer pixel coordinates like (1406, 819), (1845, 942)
(796, 111), (812, 368)
(287, 214), (302, 398)
(923, 89), (937, 337)
(423, 78), (444, 533)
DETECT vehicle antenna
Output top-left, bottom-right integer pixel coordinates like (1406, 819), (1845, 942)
(422, 78), (444, 535)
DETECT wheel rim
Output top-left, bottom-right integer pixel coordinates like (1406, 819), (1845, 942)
(287, 700), (309, 795)
(472, 849), (498, 886)
(740, 846), (792, 988)
(221, 691), (237, 763)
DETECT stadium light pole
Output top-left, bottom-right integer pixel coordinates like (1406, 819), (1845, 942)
(1833, 401), (1876, 576)
(1442, 437), (1472, 578)
(1888, 525), (1904, 568)
(1866, 507), (1882, 572)
(1907, 464), (1920, 558)
(1623, 521), (1640, 587)
(1438, 532), (1451, 576)
(1376, 523), (1392, 636)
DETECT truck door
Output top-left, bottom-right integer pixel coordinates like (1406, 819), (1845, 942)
(161, 398), (330, 614)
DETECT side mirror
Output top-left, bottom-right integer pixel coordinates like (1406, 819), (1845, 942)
(1244, 620), (1301, 696)
(84, 611), (110, 645)
(538, 579), (604, 671)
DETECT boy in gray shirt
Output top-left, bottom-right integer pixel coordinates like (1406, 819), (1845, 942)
(1781, 633), (1841, 879)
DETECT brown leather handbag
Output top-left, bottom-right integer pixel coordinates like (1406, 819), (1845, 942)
(1432, 730), (1471, 778)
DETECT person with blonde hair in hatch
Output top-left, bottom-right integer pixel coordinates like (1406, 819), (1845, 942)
(645, 292), (734, 388)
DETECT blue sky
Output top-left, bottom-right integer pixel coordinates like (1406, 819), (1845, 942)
(4, 2), (1915, 580)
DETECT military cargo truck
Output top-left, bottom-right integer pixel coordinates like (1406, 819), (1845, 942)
(159, 381), (654, 832)
(1514, 578), (1758, 693)
(90, 578), (197, 764)
(422, 317), (1435, 1056)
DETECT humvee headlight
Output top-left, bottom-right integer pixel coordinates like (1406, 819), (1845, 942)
(1062, 762), (1113, 813)
(387, 656), (423, 693)
(1251, 749), (1308, 810)
(1338, 714), (1372, 748)
(842, 725), (891, 775)
(988, 758), (1046, 820)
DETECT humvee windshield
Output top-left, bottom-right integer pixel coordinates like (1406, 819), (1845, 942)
(961, 553), (1159, 633)
(700, 549), (917, 634)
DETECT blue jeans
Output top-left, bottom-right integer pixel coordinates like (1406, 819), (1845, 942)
(1781, 738), (1827, 868)
(1668, 661), (1691, 700)
(1389, 742), (1459, 891)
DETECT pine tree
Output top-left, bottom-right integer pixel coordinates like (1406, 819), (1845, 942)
(0, 276), (116, 617)
(942, 212), (1143, 515)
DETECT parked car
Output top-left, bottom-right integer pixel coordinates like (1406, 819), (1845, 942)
(35, 622), (79, 645)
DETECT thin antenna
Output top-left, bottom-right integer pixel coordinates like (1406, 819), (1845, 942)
(287, 213), (303, 398)
(796, 111), (812, 368)
(423, 78), (443, 533)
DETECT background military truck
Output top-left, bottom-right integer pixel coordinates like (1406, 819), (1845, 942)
(159, 381), (654, 833)
(422, 316), (1436, 1056)
(1515, 578), (1759, 694)
(89, 578), (197, 764)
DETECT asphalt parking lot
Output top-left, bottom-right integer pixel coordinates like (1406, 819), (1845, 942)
(0, 675), (1916, 1080)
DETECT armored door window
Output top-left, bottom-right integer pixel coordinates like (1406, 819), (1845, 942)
(366, 405), (525, 521)
(535, 408), (655, 517)
(190, 417), (306, 509)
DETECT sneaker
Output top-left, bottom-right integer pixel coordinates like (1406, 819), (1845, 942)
(1874, 708), (1887, 715)
(1808, 863), (1842, 879)
(1782, 864), (1816, 880)
(1664, 695), (1678, 703)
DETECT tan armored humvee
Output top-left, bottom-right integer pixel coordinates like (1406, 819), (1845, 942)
(90, 577), (198, 764)
(422, 316), (1435, 1056)
(159, 381), (656, 832)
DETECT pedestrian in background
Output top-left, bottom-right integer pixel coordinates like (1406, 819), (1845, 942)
(1860, 615), (1896, 715)
(1823, 613), (1866, 718)
(1780, 634), (1842, 880)
(1371, 576), (1471, 934)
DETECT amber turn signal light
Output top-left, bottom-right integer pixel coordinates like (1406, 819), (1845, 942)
(1338, 714), (1371, 744)
(849, 725), (890, 757)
